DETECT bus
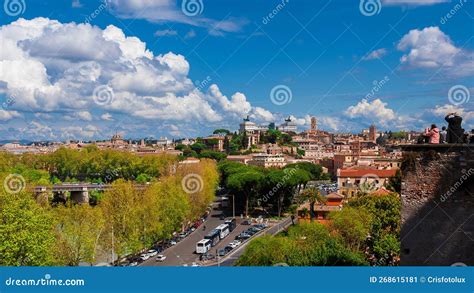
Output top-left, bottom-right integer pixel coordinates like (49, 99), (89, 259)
(196, 239), (211, 254)
(215, 224), (230, 239)
(224, 217), (237, 232)
(204, 229), (221, 247)
(220, 196), (229, 208)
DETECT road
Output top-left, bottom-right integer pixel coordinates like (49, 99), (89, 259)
(139, 197), (294, 267)
(140, 202), (248, 266)
(215, 217), (293, 266)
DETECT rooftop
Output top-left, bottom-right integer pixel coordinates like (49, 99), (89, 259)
(338, 169), (397, 178)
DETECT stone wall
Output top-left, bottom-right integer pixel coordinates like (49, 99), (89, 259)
(400, 145), (474, 266)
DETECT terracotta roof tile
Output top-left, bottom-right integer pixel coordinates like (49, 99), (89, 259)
(338, 169), (397, 178)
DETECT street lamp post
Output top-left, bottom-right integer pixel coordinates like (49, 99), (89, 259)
(111, 225), (115, 266)
(232, 194), (235, 219)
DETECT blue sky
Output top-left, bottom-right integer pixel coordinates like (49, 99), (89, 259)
(0, 0), (473, 141)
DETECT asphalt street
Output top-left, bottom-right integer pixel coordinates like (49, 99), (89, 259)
(140, 202), (248, 266)
(216, 217), (293, 266)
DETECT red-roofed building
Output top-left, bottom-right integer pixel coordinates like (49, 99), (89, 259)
(337, 168), (397, 198)
(297, 193), (344, 224)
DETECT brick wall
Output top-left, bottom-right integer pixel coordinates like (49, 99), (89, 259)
(400, 145), (474, 265)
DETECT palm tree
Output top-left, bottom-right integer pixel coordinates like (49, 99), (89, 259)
(300, 187), (326, 222)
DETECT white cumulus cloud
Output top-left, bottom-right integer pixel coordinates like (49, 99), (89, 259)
(346, 99), (396, 124)
(0, 110), (21, 121)
(0, 18), (278, 139)
(397, 26), (474, 77)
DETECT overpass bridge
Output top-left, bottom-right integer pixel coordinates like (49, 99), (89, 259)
(34, 183), (149, 204)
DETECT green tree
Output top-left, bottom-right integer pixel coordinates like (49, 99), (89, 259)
(100, 180), (143, 258)
(145, 177), (189, 240)
(264, 168), (311, 217)
(284, 162), (325, 180)
(329, 207), (372, 251)
(136, 173), (151, 184)
(236, 235), (293, 266)
(54, 204), (105, 266)
(0, 192), (56, 266)
(349, 193), (401, 265)
(213, 129), (230, 135)
(175, 144), (187, 151)
(300, 187), (326, 222)
(190, 143), (207, 154)
(237, 223), (367, 266)
(227, 169), (264, 216)
(199, 150), (227, 161)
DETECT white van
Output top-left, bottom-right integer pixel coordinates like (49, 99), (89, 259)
(196, 239), (211, 254)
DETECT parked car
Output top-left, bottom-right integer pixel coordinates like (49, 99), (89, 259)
(128, 261), (138, 267)
(199, 253), (215, 261)
(242, 219), (252, 225)
(217, 248), (226, 257)
(254, 223), (267, 229)
(236, 232), (251, 240)
(245, 229), (256, 236)
(156, 255), (167, 262)
(139, 254), (150, 261)
(248, 227), (261, 233)
(152, 245), (163, 252)
(170, 240), (177, 246)
(229, 240), (241, 248)
(224, 246), (233, 253)
(146, 249), (158, 257)
(191, 262), (200, 267)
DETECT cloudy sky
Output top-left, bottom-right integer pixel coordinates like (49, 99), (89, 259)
(0, 0), (473, 141)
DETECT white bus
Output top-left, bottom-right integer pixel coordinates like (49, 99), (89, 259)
(215, 224), (230, 239)
(196, 239), (211, 254)
(204, 229), (221, 247)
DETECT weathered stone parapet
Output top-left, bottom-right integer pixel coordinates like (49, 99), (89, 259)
(400, 144), (474, 266)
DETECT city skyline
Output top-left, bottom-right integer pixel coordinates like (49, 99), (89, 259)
(0, 0), (473, 141)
